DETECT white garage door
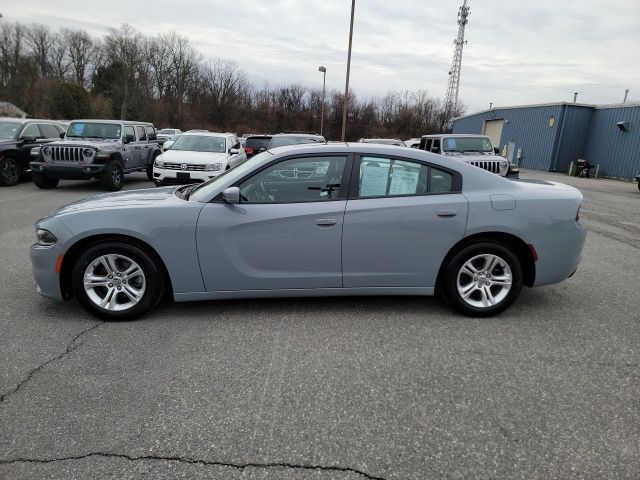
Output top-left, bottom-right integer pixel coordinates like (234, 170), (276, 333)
(483, 119), (504, 149)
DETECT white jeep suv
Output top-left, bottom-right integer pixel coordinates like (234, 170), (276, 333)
(152, 132), (246, 186)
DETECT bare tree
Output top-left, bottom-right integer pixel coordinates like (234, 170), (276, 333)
(103, 24), (142, 119)
(0, 22), (26, 86)
(64, 28), (96, 86)
(48, 32), (70, 81)
(27, 24), (54, 77)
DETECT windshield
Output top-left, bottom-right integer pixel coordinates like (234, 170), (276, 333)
(171, 135), (226, 153)
(67, 122), (122, 139)
(246, 137), (271, 150)
(189, 151), (272, 202)
(442, 137), (493, 153)
(0, 121), (20, 140)
(158, 129), (176, 135)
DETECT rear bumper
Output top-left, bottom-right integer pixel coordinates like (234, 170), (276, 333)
(30, 161), (105, 179)
(532, 220), (586, 287)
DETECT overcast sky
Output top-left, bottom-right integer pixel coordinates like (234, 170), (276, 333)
(4, 0), (639, 114)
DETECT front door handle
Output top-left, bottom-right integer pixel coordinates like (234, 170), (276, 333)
(316, 218), (337, 226)
(437, 209), (458, 217)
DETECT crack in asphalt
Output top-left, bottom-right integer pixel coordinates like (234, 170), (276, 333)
(0, 321), (104, 404)
(0, 452), (386, 480)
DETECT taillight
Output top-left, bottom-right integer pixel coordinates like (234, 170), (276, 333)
(527, 244), (538, 262)
(244, 147), (253, 154)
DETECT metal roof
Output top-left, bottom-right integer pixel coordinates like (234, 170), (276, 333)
(454, 101), (640, 121)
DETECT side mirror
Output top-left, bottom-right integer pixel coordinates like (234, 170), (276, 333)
(229, 148), (240, 155)
(494, 147), (500, 154)
(222, 186), (240, 204)
(59, 132), (66, 139)
(431, 147), (439, 153)
(21, 135), (36, 143)
(123, 133), (135, 144)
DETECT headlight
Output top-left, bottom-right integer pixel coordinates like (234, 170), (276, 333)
(155, 159), (165, 168)
(501, 160), (509, 169)
(205, 163), (222, 171)
(83, 148), (94, 157)
(36, 228), (57, 246)
(42, 146), (51, 156)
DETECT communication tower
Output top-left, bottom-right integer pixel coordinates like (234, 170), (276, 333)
(444, 0), (470, 119)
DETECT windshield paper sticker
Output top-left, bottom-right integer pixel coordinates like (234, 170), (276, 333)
(360, 160), (390, 196)
(446, 138), (457, 150)
(389, 166), (419, 195)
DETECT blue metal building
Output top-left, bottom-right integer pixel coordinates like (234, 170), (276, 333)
(452, 102), (640, 179)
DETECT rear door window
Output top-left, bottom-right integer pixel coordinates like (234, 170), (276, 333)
(136, 126), (147, 141)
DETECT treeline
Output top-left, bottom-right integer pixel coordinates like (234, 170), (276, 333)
(0, 22), (464, 140)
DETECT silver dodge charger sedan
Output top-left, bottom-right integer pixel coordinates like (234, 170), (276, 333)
(31, 143), (586, 320)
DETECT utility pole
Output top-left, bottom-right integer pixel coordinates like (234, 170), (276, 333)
(341, 0), (356, 142)
(623, 89), (629, 103)
(443, 0), (470, 127)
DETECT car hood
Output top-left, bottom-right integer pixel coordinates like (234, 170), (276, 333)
(41, 187), (179, 220)
(159, 150), (228, 164)
(0, 138), (18, 146)
(46, 138), (122, 149)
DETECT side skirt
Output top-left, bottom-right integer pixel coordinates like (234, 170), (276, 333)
(173, 287), (435, 302)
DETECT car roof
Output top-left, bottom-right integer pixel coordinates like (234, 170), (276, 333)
(0, 117), (61, 125)
(70, 119), (154, 126)
(271, 133), (324, 139)
(181, 131), (231, 137)
(421, 133), (490, 138)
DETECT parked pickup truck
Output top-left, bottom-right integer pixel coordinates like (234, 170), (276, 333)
(418, 134), (519, 178)
(30, 120), (162, 191)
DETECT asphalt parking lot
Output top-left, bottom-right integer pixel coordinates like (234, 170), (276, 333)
(1, 171), (638, 479)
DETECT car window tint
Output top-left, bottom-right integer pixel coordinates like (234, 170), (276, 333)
(136, 126), (147, 141)
(124, 126), (135, 140)
(430, 166), (454, 193)
(39, 123), (60, 139)
(358, 157), (453, 197)
(239, 156), (347, 203)
(21, 123), (42, 139)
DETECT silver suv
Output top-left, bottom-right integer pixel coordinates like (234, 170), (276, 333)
(30, 120), (162, 191)
(418, 134), (519, 178)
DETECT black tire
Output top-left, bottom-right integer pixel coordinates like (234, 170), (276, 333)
(101, 160), (124, 191)
(147, 152), (159, 181)
(71, 241), (165, 321)
(32, 171), (60, 189)
(442, 241), (523, 317)
(0, 157), (21, 186)
(637, 182), (640, 191)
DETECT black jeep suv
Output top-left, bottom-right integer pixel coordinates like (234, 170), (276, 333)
(0, 118), (65, 186)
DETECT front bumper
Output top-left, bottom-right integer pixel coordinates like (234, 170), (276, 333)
(153, 166), (220, 185)
(30, 161), (106, 179)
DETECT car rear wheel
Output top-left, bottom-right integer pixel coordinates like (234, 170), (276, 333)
(0, 157), (20, 186)
(71, 242), (165, 320)
(443, 241), (522, 317)
(101, 160), (124, 191)
(32, 171), (59, 189)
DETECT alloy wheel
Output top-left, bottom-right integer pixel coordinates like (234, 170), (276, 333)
(456, 254), (513, 308)
(83, 254), (146, 311)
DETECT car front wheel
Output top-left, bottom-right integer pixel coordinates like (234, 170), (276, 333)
(443, 241), (523, 317)
(101, 160), (124, 191)
(32, 171), (60, 189)
(0, 157), (21, 186)
(71, 242), (165, 320)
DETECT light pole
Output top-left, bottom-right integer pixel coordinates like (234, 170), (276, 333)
(341, 0), (356, 142)
(318, 66), (326, 136)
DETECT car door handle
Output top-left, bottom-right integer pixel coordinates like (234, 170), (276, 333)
(134, 146), (141, 149)
(437, 209), (458, 217)
(316, 218), (337, 226)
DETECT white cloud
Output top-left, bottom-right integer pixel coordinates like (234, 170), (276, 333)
(4, 0), (639, 113)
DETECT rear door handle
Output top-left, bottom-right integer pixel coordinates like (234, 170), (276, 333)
(316, 218), (337, 226)
(437, 209), (458, 217)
